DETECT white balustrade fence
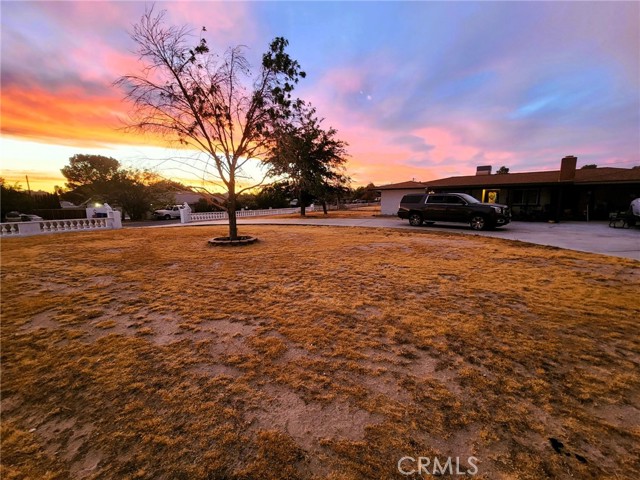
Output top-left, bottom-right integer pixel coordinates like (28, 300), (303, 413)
(183, 206), (303, 223)
(181, 203), (378, 222)
(1, 213), (122, 238)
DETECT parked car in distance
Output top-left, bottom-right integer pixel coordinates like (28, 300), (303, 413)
(398, 193), (511, 230)
(3, 211), (44, 222)
(21, 214), (44, 222)
(152, 205), (185, 220)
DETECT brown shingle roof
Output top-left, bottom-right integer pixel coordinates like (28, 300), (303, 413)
(426, 171), (559, 188)
(574, 167), (640, 183)
(376, 180), (429, 191)
(376, 168), (640, 192)
(423, 167), (640, 189)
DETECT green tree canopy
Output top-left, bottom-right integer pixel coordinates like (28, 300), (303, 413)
(108, 170), (177, 221)
(266, 102), (349, 215)
(61, 154), (121, 191)
(60, 155), (178, 220)
(254, 182), (291, 209)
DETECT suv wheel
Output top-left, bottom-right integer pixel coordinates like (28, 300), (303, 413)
(409, 213), (423, 226)
(470, 215), (486, 231)
(164, 214), (172, 220)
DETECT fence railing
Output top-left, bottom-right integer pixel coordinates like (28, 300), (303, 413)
(342, 201), (379, 209)
(1, 215), (121, 238)
(182, 203), (378, 223)
(184, 207), (302, 223)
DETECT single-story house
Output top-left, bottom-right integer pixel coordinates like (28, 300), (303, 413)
(175, 191), (228, 208)
(377, 156), (640, 220)
(376, 181), (430, 216)
(175, 191), (209, 206)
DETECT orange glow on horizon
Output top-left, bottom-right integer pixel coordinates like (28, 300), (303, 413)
(0, 85), (162, 148)
(0, 170), (66, 193)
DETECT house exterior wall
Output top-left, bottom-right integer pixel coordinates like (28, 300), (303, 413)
(430, 184), (639, 221)
(380, 168), (639, 221)
(575, 185), (640, 220)
(436, 186), (561, 220)
(380, 189), (425, 215)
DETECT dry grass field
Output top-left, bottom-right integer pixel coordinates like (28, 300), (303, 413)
(1, 225), (639, 479)
(280, 205), (381, 219)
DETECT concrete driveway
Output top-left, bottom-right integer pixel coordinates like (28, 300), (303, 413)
(165, 216), (640, 261)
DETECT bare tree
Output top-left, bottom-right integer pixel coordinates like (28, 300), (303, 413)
(116, 8), (305, 239)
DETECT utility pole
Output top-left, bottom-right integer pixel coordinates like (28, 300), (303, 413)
(25, 175), (31, 195)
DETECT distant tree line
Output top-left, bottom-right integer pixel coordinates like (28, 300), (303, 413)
(50, 152), (375, 222)
(196, 181), (377, 212)
(0, 179), (60, 220)
(58, 154), (180, 221)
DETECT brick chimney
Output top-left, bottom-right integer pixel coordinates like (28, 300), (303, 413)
(476, 165), (492, 176)
(559, 155), (577, 181)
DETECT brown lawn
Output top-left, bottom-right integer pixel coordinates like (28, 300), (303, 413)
(1, 225), (638, 479)
(280, 205), (381, 219)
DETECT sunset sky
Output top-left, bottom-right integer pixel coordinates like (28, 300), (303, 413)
(1, 1), (639, 192)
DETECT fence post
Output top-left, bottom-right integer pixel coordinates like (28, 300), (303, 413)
(18, 222), (42, 235)
(108, 210), (122, 229)
(180, 203), (192, 224)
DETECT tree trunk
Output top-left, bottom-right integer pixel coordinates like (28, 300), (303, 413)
(228, 189), (238, 240)
(322, 201), (328, 214)
(298, 185), (306, 217)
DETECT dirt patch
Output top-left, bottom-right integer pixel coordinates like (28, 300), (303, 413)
(250, 385), (383, 451)
(20, 310), (59, 330)
(590, 403), (640, 429)
(190, 362), (243, 378)
(29, 416), (103, 479)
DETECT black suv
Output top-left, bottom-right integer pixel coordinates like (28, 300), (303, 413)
(397, 193), (511, 230)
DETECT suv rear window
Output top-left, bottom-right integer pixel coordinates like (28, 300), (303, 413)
(401, 194), (424, 204)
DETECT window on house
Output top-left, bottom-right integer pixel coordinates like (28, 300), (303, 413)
(511, 189), (539, 205)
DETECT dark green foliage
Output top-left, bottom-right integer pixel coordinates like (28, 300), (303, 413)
(59, 154), (121, 206)
(192, 198), (224, 213)
(261, 37), (306, 122)
(351, 183), (378, 202)
(59, 155), (178, 221)
(108, 170), (177, 221)
(0, 180), (61, 220)
(266, 102), (349, 215)
(32, 192), (61, 209)
(60, 154), (120, 191)
(1, 182), (34, 219)
(254, 183), (291, 209)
